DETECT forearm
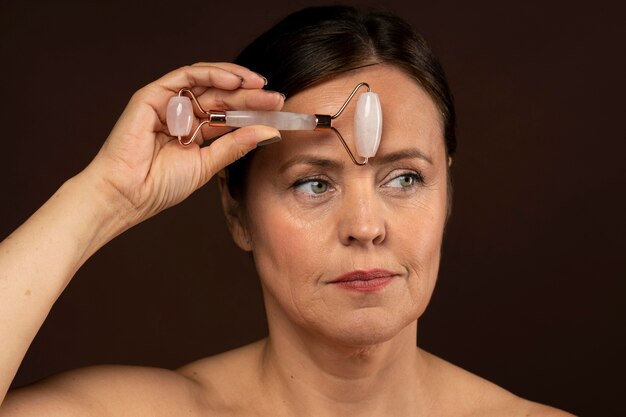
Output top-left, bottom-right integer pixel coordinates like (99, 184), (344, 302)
(0, 63), (278, 412)
(0, 171), (131, 404)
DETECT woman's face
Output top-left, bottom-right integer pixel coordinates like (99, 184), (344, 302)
(227, 65), (449, 347)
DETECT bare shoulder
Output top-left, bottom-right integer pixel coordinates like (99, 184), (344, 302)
(175, 340), (266, 413)
(420, 349), (576, 417)
(1, 364), (204, 417)
(2, 341), (265, 417)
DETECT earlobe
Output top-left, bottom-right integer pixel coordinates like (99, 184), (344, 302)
(217, 172), (253, 252)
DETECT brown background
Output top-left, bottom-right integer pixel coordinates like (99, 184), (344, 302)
(1, 0), (624, 415)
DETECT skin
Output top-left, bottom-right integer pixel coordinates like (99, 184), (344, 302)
(0, 64), (575, 416)
(212, 65), (574, 416)
(242, 65), (448, 350)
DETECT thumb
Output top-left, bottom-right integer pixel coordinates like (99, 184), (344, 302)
(199, 125), (281, 183)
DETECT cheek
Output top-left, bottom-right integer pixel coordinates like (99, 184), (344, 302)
(390, 191), (446, 308)
(247, 205), (329, 306)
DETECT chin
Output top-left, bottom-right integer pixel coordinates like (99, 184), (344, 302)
(319, 307), (418, 348)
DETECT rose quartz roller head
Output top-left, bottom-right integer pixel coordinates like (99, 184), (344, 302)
(166, 82), (382, 165)
(166, 96), (194, 137)
(354, 92), (382, 158)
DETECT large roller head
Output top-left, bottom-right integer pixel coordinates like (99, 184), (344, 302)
(354, 92), (382, 159)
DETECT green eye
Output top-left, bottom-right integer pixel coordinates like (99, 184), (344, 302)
(399, 176), (415, 187)
(295, 179), (329, 195)
(386, 173), (423, 188)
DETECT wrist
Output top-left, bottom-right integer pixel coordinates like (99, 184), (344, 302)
(63, 169), (136, 261)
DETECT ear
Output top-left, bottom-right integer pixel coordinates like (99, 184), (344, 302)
(216, 171), (253, 252)
(448, 156), (453, 167)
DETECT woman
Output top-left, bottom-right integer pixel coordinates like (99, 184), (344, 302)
(0, 6), (573, 416)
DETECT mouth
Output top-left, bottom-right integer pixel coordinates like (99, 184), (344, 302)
(328, 268), (398, 292)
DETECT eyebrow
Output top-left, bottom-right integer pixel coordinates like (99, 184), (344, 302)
(278, 155), (344, 174)
(371, 148), (434, 166)
(277, 148), (433, 173)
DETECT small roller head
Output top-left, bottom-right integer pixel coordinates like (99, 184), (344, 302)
(166, 96), (194, 137)
(354, 92), (382, 158)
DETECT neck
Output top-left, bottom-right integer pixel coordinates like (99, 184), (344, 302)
(258, 307), (432, 416)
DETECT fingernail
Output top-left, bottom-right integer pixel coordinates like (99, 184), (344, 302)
(267, 91), (286, 100)
(253, 72), (268, 86)
(257, 136), (282, 147)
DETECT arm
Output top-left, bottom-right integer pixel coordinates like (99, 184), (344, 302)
(0, 63), (282, 413)
(0, 172), (129, 405)
(1, 365), (203, 417)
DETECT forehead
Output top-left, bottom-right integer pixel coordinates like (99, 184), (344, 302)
(285, 65), (439, 117)
(257, 65), (445, 167)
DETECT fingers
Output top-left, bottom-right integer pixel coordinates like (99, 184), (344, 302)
(133, 64), (284, 135)
(191, 62), (267, 89)
(124, 63), (286, 153)
(200, 125), (281, 182)
(136, 64), (267, 113)
(154, 65), (241, 93)
(195, 88), (285, 113)
(154, 63), (267, 94)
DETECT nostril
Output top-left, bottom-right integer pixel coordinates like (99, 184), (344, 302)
(343, 221), (386, 246)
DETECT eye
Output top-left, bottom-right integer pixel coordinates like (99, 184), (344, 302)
(294, 178), (330, 195)
(384, 172), (424, 189)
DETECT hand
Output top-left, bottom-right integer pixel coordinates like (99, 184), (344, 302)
(82, 63), (283, 228)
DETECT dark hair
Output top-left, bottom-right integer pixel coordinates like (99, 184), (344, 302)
(227, 6), (456, 201)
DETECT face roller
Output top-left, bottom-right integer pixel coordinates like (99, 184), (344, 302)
(166, 82), (382, 165)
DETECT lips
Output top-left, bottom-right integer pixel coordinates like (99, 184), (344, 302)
(329, 268), (397, 292)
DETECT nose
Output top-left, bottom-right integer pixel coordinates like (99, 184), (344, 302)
(337, 186), (386, 247)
